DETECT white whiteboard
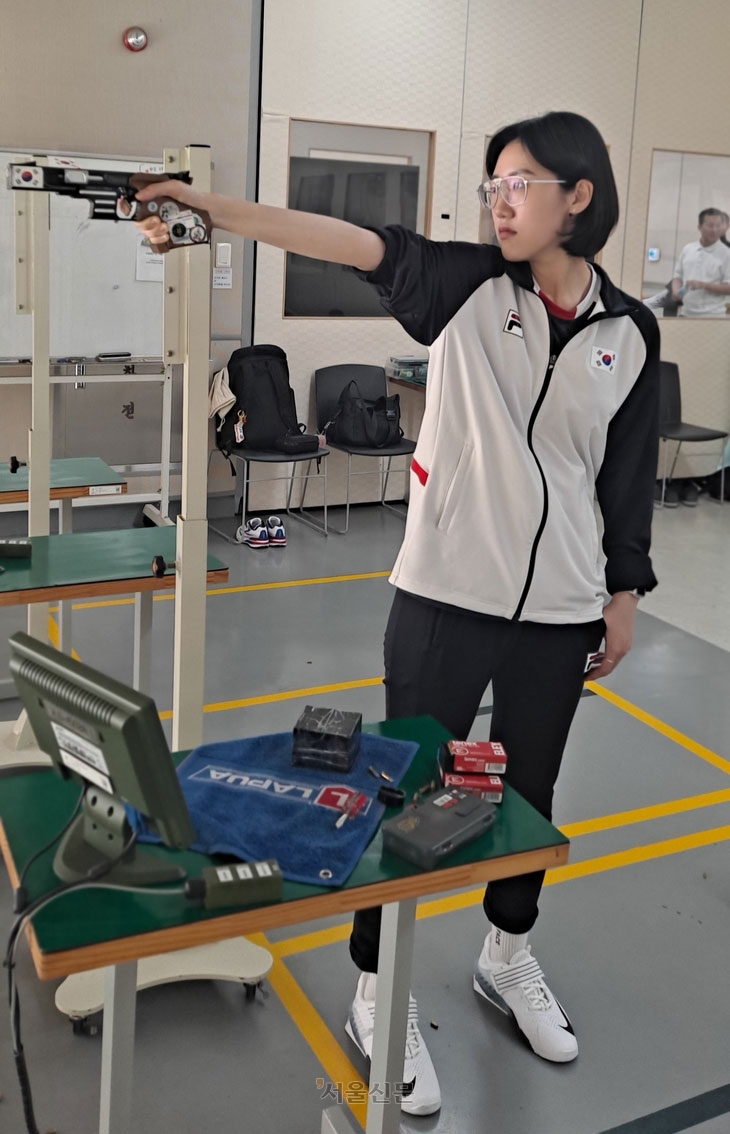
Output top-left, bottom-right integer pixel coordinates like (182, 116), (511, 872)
(0, 151), (164, 358)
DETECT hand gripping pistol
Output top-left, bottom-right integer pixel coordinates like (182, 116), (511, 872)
(8, 163), (212, 254)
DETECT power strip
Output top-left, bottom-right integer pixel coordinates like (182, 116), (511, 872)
(195, 859), (283, 910)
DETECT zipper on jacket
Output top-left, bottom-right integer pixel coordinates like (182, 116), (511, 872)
(510, 293), (625, 621)
(512, 352), (556, 621)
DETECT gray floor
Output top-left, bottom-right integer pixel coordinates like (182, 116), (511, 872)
(1, 491), (730, 1133)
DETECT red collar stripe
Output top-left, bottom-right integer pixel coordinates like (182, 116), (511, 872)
(538, 290), (577, 320)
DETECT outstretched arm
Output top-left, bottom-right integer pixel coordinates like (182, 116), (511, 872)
(134, 180), (385, 271)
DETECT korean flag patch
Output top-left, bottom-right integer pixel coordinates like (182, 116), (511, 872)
(592, 347), (617, 373)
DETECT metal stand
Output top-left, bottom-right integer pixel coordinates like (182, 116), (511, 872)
(99, 962), (137, 1134)
(208, 449), (329, 543)
(46, 147), (272, 1130)
(322, 899), (416, 1134)
(0, 186), (51, 763)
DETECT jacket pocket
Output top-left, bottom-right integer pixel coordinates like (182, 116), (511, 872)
(436, 444), (474, 531)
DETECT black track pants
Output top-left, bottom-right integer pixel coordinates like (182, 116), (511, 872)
(349, 589), (605, 973)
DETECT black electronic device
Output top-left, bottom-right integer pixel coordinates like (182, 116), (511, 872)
(381, 788), (496, 870)
(8, 632), (196, 885)
(0, 538), (32, 559)
(188, 859), (284, 910)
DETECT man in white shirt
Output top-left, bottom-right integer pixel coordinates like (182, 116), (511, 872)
(671, 208), (730, 316)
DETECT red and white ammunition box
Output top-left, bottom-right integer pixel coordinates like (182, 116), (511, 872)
(443, 740), (508, 775)
(437, 743), (504, 802)
(439, 768), (504, 803)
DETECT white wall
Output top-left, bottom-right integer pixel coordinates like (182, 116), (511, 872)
(257, 0), (730, 493)
(0, 0), (257, 493)
(254, 0), (470, 507)
(626, 0), (730, 471)
(3, 0), (730, 499)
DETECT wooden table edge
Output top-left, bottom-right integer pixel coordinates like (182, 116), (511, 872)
(0, 817), (568, 981)
(0, 484), (128, 505)
(0, 567), (229, 607)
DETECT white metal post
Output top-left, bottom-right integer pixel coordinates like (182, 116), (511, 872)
(25, 189), (51, 642)
(2, 180), (51, 754)
(99, 961), (138, 1134)
(166, 146), (212, 752)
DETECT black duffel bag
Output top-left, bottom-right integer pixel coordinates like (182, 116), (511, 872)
(326, 380), (403, 449)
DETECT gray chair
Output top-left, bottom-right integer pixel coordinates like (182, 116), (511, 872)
(658, 361), (727, 506)
(309, 364), (416, 533)
(208, 446), (329, 543)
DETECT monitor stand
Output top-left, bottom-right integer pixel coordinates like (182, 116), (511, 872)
(53, 785), (185, 885)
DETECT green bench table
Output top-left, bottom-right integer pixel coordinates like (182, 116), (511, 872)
(0, 715), (569, 1134)
(0, 526), (228, 767)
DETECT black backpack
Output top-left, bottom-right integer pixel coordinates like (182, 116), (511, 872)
(218, 344), (307, 454)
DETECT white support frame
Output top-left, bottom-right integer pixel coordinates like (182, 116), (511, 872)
(165, 145), (213, 751)
(0, 180), (52, 755)
(4, 145), (274, 1130)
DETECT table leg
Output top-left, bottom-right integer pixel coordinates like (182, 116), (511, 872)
(57, 497), (73, 652)
(99, 961), (137, 1134)
(133, 591), (153, 694)
(321, 898), (416, 1134)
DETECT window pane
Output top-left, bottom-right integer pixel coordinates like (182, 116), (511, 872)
(284, 154), (423, 318)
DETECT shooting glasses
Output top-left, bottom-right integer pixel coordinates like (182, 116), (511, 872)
(477, 176), (566, 209)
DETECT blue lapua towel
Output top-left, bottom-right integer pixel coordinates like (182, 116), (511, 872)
(129, 731), (419, 887)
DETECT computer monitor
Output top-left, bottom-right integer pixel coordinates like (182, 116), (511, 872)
(8, 631), (196, 886)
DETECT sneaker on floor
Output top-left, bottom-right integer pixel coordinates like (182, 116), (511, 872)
(473, 933), (578, 1063)
(679, 481), (699, 506)
(266, 515), (287, 545)
(345, 973), (441, 1116)
(236, 517), (269, 548)
(654, 482), (679, 507)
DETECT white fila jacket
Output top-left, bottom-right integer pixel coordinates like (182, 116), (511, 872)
(359, 227), (660, 624)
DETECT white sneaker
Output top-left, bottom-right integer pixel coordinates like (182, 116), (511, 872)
(235, 517), (269, 548)
(473, 932), (578, 1062)
(345, 973), (441, 1116)
(265, 515), (287, 545)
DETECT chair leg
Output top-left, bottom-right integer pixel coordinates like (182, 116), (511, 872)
(660, 439), (669, 506)
(286, 459), (328, 536)
(208, 455), (249, 545)
(328, 453), (353, 534)
(241, 459), (250, 522)
(667, 441), (681, 484)
(720, 461), (725, 507)
(231, 458), (248, 518)
(380, 456), (408, 521)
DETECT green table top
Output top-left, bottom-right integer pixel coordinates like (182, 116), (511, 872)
(0, 716), (569, 973)
(0, 527), (227, 602)
(0, 457), (125, 497)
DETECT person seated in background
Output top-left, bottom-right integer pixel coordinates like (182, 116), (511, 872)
(670, 208), (730, 316)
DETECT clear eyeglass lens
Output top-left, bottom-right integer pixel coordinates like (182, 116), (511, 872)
(478, 176), (528, 209)
(502, 177), (527, 204)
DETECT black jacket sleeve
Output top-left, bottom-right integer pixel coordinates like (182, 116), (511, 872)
(354, 226), (504, 345)
(595, 305), (660, 595)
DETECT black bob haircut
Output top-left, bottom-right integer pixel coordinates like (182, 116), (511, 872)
(486, 111), (619, 259)
(698, 207), (723, 225)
